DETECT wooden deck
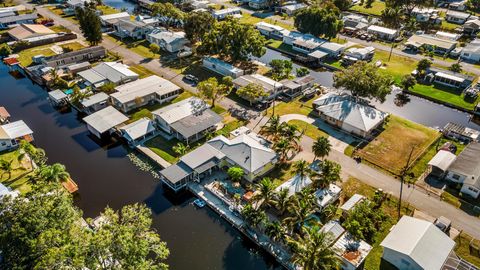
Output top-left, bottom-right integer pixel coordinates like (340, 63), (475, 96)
(62, 178), (79, 193)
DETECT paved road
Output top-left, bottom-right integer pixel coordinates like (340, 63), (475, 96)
(21, 2), (480, 239)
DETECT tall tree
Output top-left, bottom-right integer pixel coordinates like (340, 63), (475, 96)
(312, 136), (331, 161)
(149, 43), (160, 56)
(449, 63), (463, 73)
(38, 163), (70, 183)
(184, 11), (215, 43)
(381, 7), (403, 28)
(333, 61), (394, 103)
(333, 0), (352, 11)
(236, 83), (268, 106)
(76, 7), (102, 45)
(261, 115), (283, 140)
(274, 138), (296, 161)
(386, 0), (433, 15)
(151, 3), (185, 29)
(227, 166), (244, 183)
(269, 59), (293, 80)
(241, 203), (267, 228)
(287, 226), (340, 270)
(400, 74), (416, 92)
(273, 188), (291, 215)
(467, 0), (480, 12)
(254, 177), (276, 209)
(199, 17), (266, 63)
(197, 77), (232, 107)
(343, 200), (388, 242)
(292, 159), (312, 181)
(416, 58), (432, 75)
(294, 5), (343, 39)
(311, 160), (341, 189)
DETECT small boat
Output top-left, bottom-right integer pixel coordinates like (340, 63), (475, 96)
(193, 199), (206, 208)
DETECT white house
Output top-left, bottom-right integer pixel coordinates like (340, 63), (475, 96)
(78, 62), (139, 88)
(110, 75), (182, 113)
(211, 8), (241, 20)
(248, 0), (268, 9)
(314, 183), (341, 210)
(83, 106), (128, 139)
(367, 25), (399, 41)
(444, 142), (480, 198)
(343, 46), (375, 62)
(277, 3), (307, 16)
(255, 22), (290, 40)
(445, 10), (473, 24)
(0, 120), (34, 152)
(147, 28), (189, 53)
(113, 19), (152, 40)
(120, 117), (156, 146)
(232, 74), (284, 102)
(381, 216), (456, 270)
(80, 92), (110, 114)
(463, 19), (480, 35)
(460, 39), (480, 62)
(99, 12), (130, 27)
(202, 57), (244, 78)
(411, 7), (441, 24)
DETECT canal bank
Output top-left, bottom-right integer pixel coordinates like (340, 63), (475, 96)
(0, 63), (282, 270)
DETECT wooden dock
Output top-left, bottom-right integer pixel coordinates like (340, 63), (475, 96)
(62, 178), (79, 193)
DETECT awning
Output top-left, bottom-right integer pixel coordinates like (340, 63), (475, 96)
(435, 72), (465, 83)
(428, 150), (457, 172)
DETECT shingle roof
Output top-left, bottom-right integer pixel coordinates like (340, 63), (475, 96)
(180, 143), (225, 169)
(152, 97), (208, 125)
(160, 162), (192, 184)
(78, 62), (138, 85)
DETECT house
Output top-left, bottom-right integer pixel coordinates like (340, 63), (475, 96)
(405, 34), (457, 54)
(314, 183), (341, 210)
(320, 221), (372, 270)
(147, 28), (189, 53)
(66, 62), (91, 75)
(0, 107), (11, 124)
(443, 122), (480, 142)
(460, 39), (480, 62)
(445, 142), (480, 198)
(66, 0), (93, 8)
(340, 194), (365, 217)
(427, 150), (457, 178)
(425, 67), (474, 89)
(78, 62), (139, 88)
(7, 23), (54, 40)
(249, 0), (268, 10)
(99, 12), (131, 27)
(152, 97), (222, 143)
(113, 19), (151, 40)
(463, 19), (480, 35)
(203, 57), (244, 78)
(159, 131), (278, 191)
(120, 117), (156, 146)
(445, 10), (472, 24)
(233, 74), (284, 103)
(312, 92), (388, 138)
(449, 0), (467, 11)
(275, 173), (312, 197)
(435, 31), (461, 41)
(280, 75), (314, 98)
(191, 0), (210, 9)
(48, 89), (69, 106)
(135, 15), (160, 27)
(255, 22), (290, 40)
(0, 13), (38, 29)
(0, 120), (34, 152)
(287, 32), (324, 53)
(411, 7), (441, 24)
(80, 92), (109, 114)
(342, 46), (375, 64)
(277, 3), (307, 16)
(318, 42), (346, 58)
(0, 183), (19, 199)
(381, 216), (456, 270)
(342, 14), (369, 33)
(83, 106), (128, 139)
(110, 75), (182, 113)
(367, 25), (399, 41)
(41, 46), (106, 68)
(211, 8), (241, 20)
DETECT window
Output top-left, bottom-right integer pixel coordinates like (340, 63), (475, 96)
(468, 187), (478, 192)
(451, 174), (461, 180)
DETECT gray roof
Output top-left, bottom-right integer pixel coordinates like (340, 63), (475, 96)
(80, 92), (109, 108)
(320, 220), (346, 244)
(115, 19), (146, 32)
(448, 142), (480, 188)
(0, 13), (37, 24)
(170, 109), (222, 139)
(83, 106), (128, 133)
(180, 144), (225, 170)
(0, 11), (15, 18)
(78, 62), (138, 85)
(160, 162), (192, 184)
(340, 194), (365, 212)
(45, 46), (105, 62)
(110, 75), (180, 104)
(446, 10), (471, 19)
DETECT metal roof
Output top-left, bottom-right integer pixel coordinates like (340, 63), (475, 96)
(83, 106), (128, 134)
(110, 75), (180, 104)
(152, 97), (207, 125)
(381, 216), (456, 270)
(48, 90), (68, 102)
(169, 109), (222, 139)
(320, 220), (346, 244)
(448, 142), (480, 188)
(120, 117), (155, 141)
(0, 12), (37, 24)
(428, 150), (457, 172)
(340, 194), (365, 212)
(274, 174), (312, 197)
(367, 25), (398, 35)
(80, 92), (109, 108)
(0, 120), (33, 140)
(180, 143), (225, 170)
(78, 62), (138, 85)
(160, 162), (192, 184)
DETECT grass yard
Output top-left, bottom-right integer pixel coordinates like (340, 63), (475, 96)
(215, 115), (247, 137)
(127, 108), (152, 124)
(349, 1), (386, 16)
(144, 136), (180, 164)
(50, 25), (71, 33)
(265, 162), (296, 188)
(373, 50), (418, 83)
(455, 233), (480, 268)
(267, 41), (299, 55)
(105, 35), (158, 60)
(239, 12), (294, 31)
(411, 83), (479, 111)
(18, 46), (56, 67)
(96, 5), (120, 15)
(0, 150), (34, 194)
(288, 120), (328, 140)
(358, 115), (440, 175)
(270, 96), (317, 116)
(128, 64), (155, 78)
(60, 42), (85, 52)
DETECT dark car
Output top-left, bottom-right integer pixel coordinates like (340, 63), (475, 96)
(184, 74), (198, 84)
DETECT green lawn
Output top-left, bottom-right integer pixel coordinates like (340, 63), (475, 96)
(373, 50), (418, 83)
(410, 84), (479, 111)
(50, 25), (72, 33)
(288, 120), (328, 140)
(128, 64), (156, 79)
(96, 5), (120, 15)
(0, 150), (34, 194)
(105, 35), (158, 60)
(127, 108), (152, 124)
(60, 42), (85, 52)
(239, 12), (294, 31)
(270, 96), (316, 116)
(144, 136), (180, 164)
(455, 233), (480, 268)
(264, 162), (296, 187)
(358, 115), (440, 175)
(18, 46), (56, 67)
(349, 1), (386, 16)
(267, 41), (299, 55)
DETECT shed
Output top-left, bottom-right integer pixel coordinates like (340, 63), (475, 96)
(48, 90), (68, 106)
(80, 92), (109, 114)
(340, 194), (365, 212)
(428, 150), (457, 177)
(83, 106), (128, 138)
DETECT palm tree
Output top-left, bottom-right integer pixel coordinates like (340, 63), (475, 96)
(281, 123), (303, 151)
(292, 160), (312, 181)
(284, 192), (316, 230)
(261, 115), (282, 140)
(312, 136), (331, 161)
(321, 204), (338, 221)
(274, 138), (295, 161)
(287, 226), (340, 270)
(253, 177), (276, 209)
(241, 203), (267, 228)
(172, 142), (189, 156)
(311, 160), (341, 190)
(0, 159), (14, 179)
(38, 163), (70, 183)
(265, 221), (285, 242)
(273, 188), (291, 216)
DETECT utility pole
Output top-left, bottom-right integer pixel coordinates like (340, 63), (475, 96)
(398, 145), (416, 220)
(272, 82), (277, 117)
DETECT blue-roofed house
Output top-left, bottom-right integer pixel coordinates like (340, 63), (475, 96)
(202, 57), (244, 78)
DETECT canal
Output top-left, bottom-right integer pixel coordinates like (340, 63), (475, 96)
(0, 64), (281, 270)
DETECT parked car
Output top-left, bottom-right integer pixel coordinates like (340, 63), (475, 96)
(184, 74), (198, 84)
(434, 216), (451, 233)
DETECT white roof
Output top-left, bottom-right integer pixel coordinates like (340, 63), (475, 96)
(435, 72), (465, 83)
(340, 194), (365, 212)
(78, 62), (138, 85)
(213, 7), (240, 15)
(255, 21), (285, 32)
(152, 97), (207, 124)
(319, 42), (345, 52)
(110, 75), (180, 104)
(83, 106), (128, 133)
(428, 150), (457, 172)
(48, 89), (68, 102)
(314, 183), (341, 208)
(275, 174), (312, 197)
(381, 216), (456, 270)
(333, 231), (372, 268)
(80, 92), (109, 108)
(0, 120), (33, 140)
(367, 25), (398, 35)
(99, 12), (130, 21)
(120, 117), (155, 141)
